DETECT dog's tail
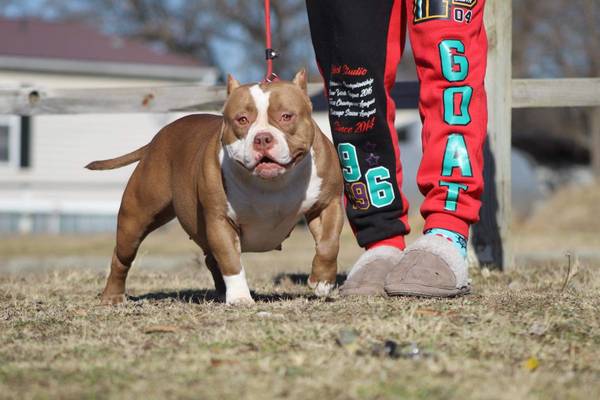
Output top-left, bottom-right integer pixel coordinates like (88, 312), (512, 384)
(85, 144), (149, 170)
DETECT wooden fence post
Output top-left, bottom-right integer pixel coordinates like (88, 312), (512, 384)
(591, 107), (600, 180)
(472, 0), (513, 269)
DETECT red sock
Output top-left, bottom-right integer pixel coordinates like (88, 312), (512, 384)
(366, 235), (406, 251)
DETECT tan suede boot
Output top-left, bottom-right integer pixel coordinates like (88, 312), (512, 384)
(384, 235), (471, 298)
(340, 246), (404, 296)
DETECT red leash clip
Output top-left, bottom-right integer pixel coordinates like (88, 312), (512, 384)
(263, 0), (279, 83)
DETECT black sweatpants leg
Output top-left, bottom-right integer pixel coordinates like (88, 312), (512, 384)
(306, 0), (409, 248)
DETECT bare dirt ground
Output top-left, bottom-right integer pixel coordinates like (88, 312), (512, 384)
(1, 184), (599, 399)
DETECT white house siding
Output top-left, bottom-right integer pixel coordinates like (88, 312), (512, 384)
(0, 70), (213, 234)
(31, 113), (178, 182)
(0, 112), (193, 233)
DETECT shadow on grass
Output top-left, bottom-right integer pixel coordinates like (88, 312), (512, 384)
(272, 272), (347, 287)
(129, 288), (324, 304)
(128, 273), (347, 304)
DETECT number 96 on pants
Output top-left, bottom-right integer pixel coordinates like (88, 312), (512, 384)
(338, 143), (395, 210)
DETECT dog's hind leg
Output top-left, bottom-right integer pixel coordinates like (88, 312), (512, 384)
(101, 169), (175, 305)
(205, 253), (226, 296)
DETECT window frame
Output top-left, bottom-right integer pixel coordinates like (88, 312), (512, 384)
(0, 115), (21, 170)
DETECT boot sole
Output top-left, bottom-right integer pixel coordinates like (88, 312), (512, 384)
(385, 283), (471, 298)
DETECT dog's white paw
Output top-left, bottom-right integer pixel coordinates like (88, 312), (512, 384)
(224, 269), (254, 305)
(313, 281), (334, 297)
(226, 294), (255, 305)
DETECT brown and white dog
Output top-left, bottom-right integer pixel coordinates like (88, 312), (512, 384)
(87, 70), (344, 305)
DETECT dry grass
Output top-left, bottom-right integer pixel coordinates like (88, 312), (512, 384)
(513, 182), (600, 254)
(1, 224), (600, 400)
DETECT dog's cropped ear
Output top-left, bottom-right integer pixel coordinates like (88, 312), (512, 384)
(227, 74), (241, 96)
(292, 69), (308, 93)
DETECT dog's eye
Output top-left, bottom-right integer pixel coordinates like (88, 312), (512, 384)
(281, 113), (294, 122)
(237, 116), (249, 125)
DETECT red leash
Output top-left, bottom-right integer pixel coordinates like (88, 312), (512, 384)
(263, 0), (279, 82)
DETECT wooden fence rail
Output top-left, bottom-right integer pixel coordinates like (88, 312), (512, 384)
(0, 84), (229, 115)
(512, 79), (600, 108)
(0, 83), (327, 115)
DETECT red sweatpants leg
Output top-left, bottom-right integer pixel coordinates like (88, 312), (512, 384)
(408, 0), (488, 238)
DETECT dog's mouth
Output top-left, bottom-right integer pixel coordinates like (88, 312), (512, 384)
(253, 155), (288, 179)
(251, 152), (305, 179)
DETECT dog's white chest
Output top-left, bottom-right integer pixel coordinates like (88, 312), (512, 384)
(221, 151), (322, 252)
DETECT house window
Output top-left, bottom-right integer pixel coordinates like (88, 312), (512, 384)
(0, 125), (9, 162)
(20, 116), (31, 168)
(0, 116), (20, 168)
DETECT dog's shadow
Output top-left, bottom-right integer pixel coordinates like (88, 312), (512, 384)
(272, 272), (347, 287)
(129, 273), (347, 304)
(129, 289), (301, 304)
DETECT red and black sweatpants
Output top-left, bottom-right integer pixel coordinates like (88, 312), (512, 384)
(306, 0), (488, 249)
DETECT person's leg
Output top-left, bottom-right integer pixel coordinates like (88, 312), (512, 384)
(385, 0), (488, 297)
(307, 0), (409, 248)
(307, 0), (409, 295)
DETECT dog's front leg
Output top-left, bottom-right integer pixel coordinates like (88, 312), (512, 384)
(205, 215), (254, 305)
(306, 200), (344, 297)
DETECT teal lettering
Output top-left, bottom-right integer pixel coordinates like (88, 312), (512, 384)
(443, 86), (472, 126)
(365, 167), (395, 208)
(441, 133), (473, 177)
(337, 143), (361, 182)
(440, 180), (468, 212)
(439, 40), (468, 82)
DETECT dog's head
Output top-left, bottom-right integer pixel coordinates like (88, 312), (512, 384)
(221, 70), (315, 180)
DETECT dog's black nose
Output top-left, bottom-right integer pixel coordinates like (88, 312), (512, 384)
(253, 132), (275, 151)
